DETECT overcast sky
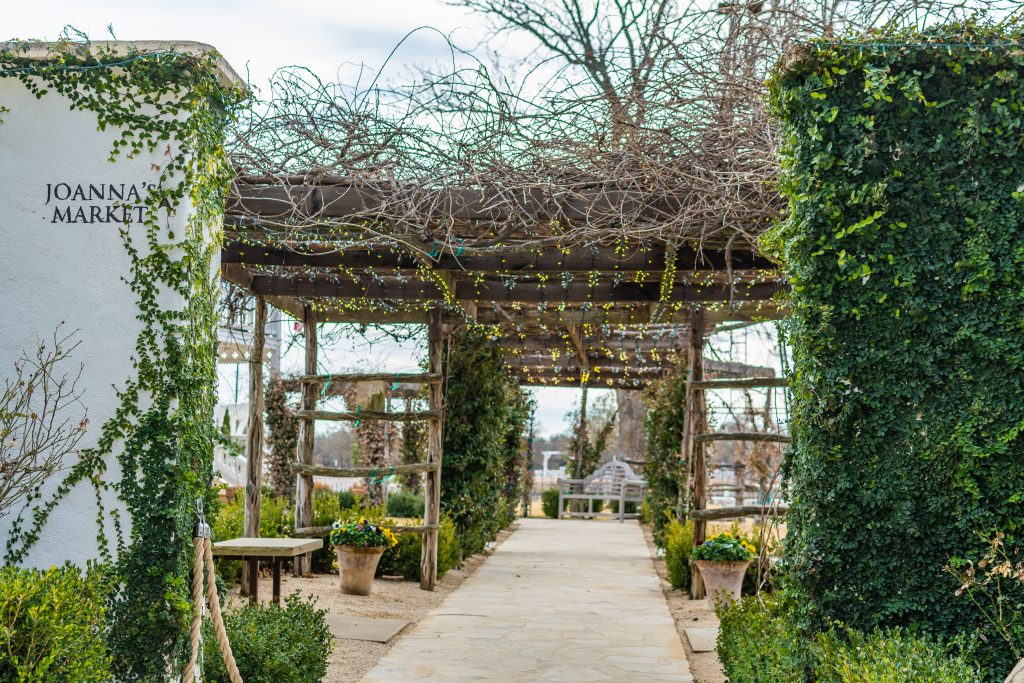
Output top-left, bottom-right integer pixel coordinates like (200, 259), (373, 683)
(7, 1), (784, 438)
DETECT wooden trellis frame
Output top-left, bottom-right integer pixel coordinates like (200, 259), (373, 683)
(226, 179), (788, 590)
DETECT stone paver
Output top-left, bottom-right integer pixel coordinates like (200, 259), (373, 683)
(684, 627), (718, 652)
(359, 518), (693, 683)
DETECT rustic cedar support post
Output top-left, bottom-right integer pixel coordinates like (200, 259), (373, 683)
(683, 307), (708, 598)
(294, 305), (317, 576)
(241, 296), (267, 595)
(420, 308), (445, 590)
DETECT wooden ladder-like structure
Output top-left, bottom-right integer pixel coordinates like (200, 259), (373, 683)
(678, 309), (791, 598)
(244, 301), (449, 590)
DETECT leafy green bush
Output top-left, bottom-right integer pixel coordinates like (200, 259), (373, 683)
(663, 517), (694, 591)
(643, 368), (687, 542)
(387, 491), (424, 518)
(815, 627), (979, 683)
(639, 499), (652, 524)
(338, 489), (357, 510)
(203, 592), (332, 683)
(768, 22), (1024, 676)
(692, 533), (756, 562)
(310, 488), (343, 572)
(717, 594), (810, 683)
(376, 516), (461, 582)
(541, 487), (561, 519)
(0, 563), (111, 683)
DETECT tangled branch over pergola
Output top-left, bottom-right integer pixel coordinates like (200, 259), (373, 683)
(221, 0), (1016, 387)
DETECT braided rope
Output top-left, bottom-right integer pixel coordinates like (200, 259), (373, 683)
(203, 538), (243, 683)
(181, 537), (205, 683)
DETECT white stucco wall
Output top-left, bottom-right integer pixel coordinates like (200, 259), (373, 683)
(0, 52), (232, 568)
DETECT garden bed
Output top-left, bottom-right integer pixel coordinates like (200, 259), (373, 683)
(226, 524), (518, 683)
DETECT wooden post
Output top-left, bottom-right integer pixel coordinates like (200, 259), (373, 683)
(294, 305), (317, 576)
(420, 309), (445, 590)
(684, 307), (707, 598)
(241, 296), (267, 595)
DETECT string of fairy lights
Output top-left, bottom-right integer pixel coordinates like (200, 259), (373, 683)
(225, 221), (785, 389)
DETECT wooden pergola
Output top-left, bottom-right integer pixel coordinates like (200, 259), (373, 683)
(221, 177), (789, 591)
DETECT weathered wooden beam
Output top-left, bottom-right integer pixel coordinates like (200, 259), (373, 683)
(690, 377), (788, 390)
(247, 273), (785, 305)
(292, 462), (440, 477)
(421, 308), (445, 591)
(293, 305), (317, 576)
(694, 432), (792, 444)
(241, 296), (267, 595)
(221, 238), (776, 273)
(294, 409), (441, 422)
(688, 505), (790, 522)
(226, 183), (773, 234)
(293, 372), (441, 385)
(683, 307), (708, 598)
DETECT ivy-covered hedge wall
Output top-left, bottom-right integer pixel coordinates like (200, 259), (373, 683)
(441, 330), (533, 557)
(768, 23), (1024, 675)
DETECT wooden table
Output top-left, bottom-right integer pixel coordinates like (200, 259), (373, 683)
(212, 537), (323, 605)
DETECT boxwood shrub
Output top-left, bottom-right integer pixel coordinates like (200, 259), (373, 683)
(203, 592), (332, 683)
(0, 563), (111, 683)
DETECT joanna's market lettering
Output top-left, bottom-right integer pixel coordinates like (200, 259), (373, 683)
(46, 182), (171, 224)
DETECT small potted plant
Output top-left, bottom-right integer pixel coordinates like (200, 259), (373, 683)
(691, 533), (756, 608)
(330, 516), (398, 596)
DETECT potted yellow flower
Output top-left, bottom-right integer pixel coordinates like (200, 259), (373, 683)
(691, 533), (756, 608)
(330, 516), (398, 595)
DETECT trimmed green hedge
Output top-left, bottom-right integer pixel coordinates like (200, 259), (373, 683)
(717, 595), (809, 683)
(0, 564), (111, 683)
(541, 487), (561, 519)
(203, 592), (332, 683)
(768, 22), (1024, 676)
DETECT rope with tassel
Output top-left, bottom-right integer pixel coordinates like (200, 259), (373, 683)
(182, 499), (243, 683)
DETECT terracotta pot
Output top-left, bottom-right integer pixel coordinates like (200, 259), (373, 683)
(693, 559), (752, 609)
(336, 545), (386, 595)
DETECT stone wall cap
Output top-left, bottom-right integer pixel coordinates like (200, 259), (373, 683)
(0, 39), (244, 90)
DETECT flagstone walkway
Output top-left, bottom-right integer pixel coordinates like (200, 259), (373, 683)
(359, 518), (693, 683)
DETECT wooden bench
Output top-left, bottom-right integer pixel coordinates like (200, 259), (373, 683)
(557, 459), (646, 522)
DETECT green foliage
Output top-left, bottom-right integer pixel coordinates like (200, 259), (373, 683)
(541, 487), (561, 519)
(441, 330), (533, 557)
(768, 21), (1024, 676)
(692, 533), (756, 562)
(399, 419), (427, 492)
(338, 489), (358, 510)
(717, 594), (811, 683)
(815, 627), (980, 683)
(0, 563), (112, 683)
(264, 377), (299, 499)
(203, 592), (332, 683)
(376, 516), (461, 582)
(329, 519), (398, 549)
(0, 43), (246, 679)
(387, 491), (424, 518)
(663, 517), (694, 591)
(643, 366), (688, 541)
